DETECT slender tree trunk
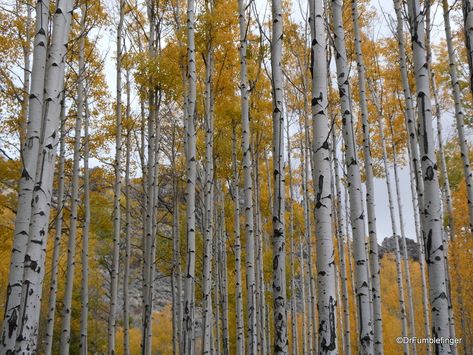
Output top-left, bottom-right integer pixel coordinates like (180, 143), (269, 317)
(218, 185), (230, 355)
(0, 0), (50, 349)
(332, 121), (351, 355)
(80, 88), (91, 355)
(202, 24), (215, 351)
(254, 153), (268, 355)
(349, 1), (383, 352)
(59, 6), (87, 353)
(390, 117), (418, 355)
(108, 0), (124, 350)
(123, 68), (132, 355)
(329, 0), (374, 351)
(371, 91), (410, 355)
(183, 0), (197, 351)
(270, 0), (288, 352)
(407, 0), (451, 351)
(286, 125), (299, 355)
(309, 0), (337, 351)
(442, 0), (473, 231)
(232, 126), (245, 355)
(238, 0), (257, 352)
(44, 93), (66, 355)
(462, 0), (473, 99)
(15, 0), (73, 350)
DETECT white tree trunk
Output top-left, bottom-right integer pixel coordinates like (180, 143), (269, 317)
(59, 7), (86, 353)
(0, 0), (50, 350)
(332, 122), (351, 355)
(232, 126), (245, 355)
(238, 0), (257, 351)
(218, 184), (230, 355)
(462, 0), (473, 99)
(309, 0), (337, 352)
(202, 36), (215, 353)
(80, 87), (91, 355)
(349, 1), (383, 352)
(108, 0), (124, 351)
(15, 0), (73, 350)
(442, 0), (473, 231)
(183, 0), (197, 352)
(271, 0), (288, 352)
(329, 0), (374, 351)
(286, 125), (299, 355)
(44, 93), (66, 355)
(406, 0), (451, 351)
(123, 68), (132, 355)
(372, 90), (410, 355)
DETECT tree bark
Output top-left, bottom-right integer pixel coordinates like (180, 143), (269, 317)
(271, 0), (288, 352)
(406, 0), (451, 351)
(329, 0), (374, 351)
(15, 0), (73, 350)
(309, 0), (338, 352)
(0, 0), (50, 350)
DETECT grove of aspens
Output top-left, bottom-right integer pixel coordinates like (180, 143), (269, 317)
(1, 0), (473, 353)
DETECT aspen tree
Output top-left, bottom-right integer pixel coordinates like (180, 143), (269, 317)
(406, 0), (451, 350)
(371, 90), (410, 355)
(108, 0), (124, 350)
(442, 0), (473, 231)
(309, 0), (337, 351)
(332, 122), (351, 355)
(80, 89), (91, 355)
(462, 0), (473, 96)
(123, 68), (132, 355)
(271, 0), (288, 351)
(202, 11), (215, 351)
(0, 0), (50, 350)
(183, 0), (198, 351)
(15, 0), (73, 350)
(44, 94), (66, 355)
(329, 0), (374, 351)
(238, 0), (257, 351)
(349, 0), (383, 351)
(59, 6), (87, 353)
(232, 126), (245, 355)
(219, 185), (230, 355)
(286, 122), (299, 355)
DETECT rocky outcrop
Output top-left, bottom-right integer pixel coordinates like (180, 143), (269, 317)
(379, 236), (421, 261)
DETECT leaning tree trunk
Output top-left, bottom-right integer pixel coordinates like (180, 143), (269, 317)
(329, 0), (374, 352)
(271, 0), (288, 352)
(406, 0), (451, 351)
(0, 0), (50, 350)
(183, 0), (198, 352)
(349, 0), (383, 352)
(232, 126), (245, 355)
(80, 88), (91, 355)
(286, 125), (299, 355)
(202, 34), (215, 355)
(15, 0), (73, 351)
(237, 0), (257, 352)
(462, 0), (473, 99)
(59, 7), (87, 353)
(44, 94), (66, 355)
(309, 0), (337, 352)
